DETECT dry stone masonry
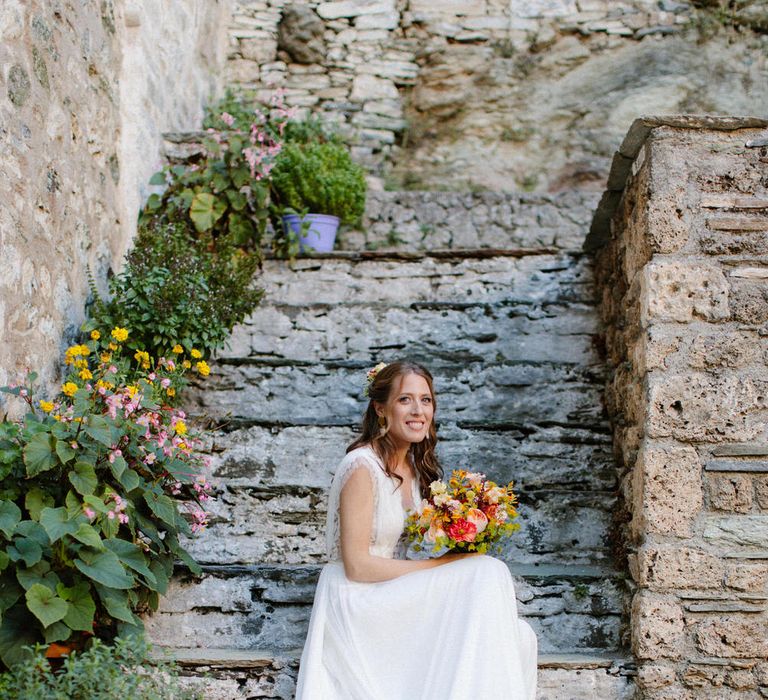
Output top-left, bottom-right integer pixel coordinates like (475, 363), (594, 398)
(145, 180), (636, 697)
(0, 0), (227, 405)
(226, 0), (767, 191)
(590, 116), (768, 699)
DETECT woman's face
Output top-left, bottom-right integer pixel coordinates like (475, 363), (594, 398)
(377, 372), (434, 449)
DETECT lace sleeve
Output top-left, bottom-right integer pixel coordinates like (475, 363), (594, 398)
(325, 448), (381, 561)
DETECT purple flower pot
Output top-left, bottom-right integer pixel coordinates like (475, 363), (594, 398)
(282, 213), (340, 253)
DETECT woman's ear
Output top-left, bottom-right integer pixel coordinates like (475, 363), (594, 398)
(373, 401), (383, 417)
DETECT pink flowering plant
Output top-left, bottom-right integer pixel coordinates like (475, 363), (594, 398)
(142, 88), (296, 255)
(0, 328), (212, 668)
(405, 470), (520, 554)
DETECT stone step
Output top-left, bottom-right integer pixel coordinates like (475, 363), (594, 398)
(157, 647), (635, 700)
(190, 360), (606, 430)
(144, 563), (628, 657)
(236, 253), (595, 309)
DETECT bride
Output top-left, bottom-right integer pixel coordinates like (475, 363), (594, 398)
(295, 360), (537, 699)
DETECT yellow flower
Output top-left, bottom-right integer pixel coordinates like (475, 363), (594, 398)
(39, 400), (54, 413)
(190, 349), (202, 359)
(174, 420), (187, 436)
(111, 327), (129, 342)
(96, 379), (114, 391)
(182, 360), (191, 369)
(134, 350), (150, 369)
(79, 344), (90, 356)
(126, 385), (139, 397)
(53, 414), (61, 421)
(79, 369), (93, 380)
(74, 359), (88, 370)
(166, 387), (176, 398)
(108, 342), (118, 351)
(61, 382), (78, 397)
(90, 330), (101, 340)
(177, 442), (187, 450)
(195, 360), (210, 377)
(172, 344), (183, 354)
(100, 352), (112, 363)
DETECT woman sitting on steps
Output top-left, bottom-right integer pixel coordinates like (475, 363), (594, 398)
(295, 360), (537, 699)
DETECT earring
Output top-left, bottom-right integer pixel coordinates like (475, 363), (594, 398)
(378, 415), (386, 428)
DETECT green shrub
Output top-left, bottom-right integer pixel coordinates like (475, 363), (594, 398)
(270, 141), (367, 225)
(0, 340), (212, 667)
(0, 635), (201, 699)
(89, 221), (262, 361)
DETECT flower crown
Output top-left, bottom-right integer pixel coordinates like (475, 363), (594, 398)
(363, 362), (388, 397)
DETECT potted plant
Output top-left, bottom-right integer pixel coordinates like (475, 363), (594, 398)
(270, 141), (367, 255)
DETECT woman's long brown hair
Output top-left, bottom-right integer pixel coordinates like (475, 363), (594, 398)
(347, 361), (442, 499)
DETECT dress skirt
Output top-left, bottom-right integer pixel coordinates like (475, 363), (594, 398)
(295, 555), (537, 700)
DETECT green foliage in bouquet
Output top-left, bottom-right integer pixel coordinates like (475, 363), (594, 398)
(0, 635), (201, 699)
(0, 334), (212, 668)
(88, 221), (262, 362)
(270, 142), (367, 226)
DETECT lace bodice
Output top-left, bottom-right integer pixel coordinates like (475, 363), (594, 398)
(326, 445), (421, 561)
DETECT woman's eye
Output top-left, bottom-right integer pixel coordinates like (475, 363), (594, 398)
(422, 397), (432, 404)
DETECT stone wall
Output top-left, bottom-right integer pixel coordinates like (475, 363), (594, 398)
(0, 0), (229, 405)
(591, 116), (768, 698)
(226, 0), (767, 191)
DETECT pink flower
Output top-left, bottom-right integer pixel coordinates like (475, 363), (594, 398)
(446, 519), (478, 543)
(424, 522), (446, 544)
(161, 378), (171, 388)
(466, 508), (489, 534)
(108, 448), (122, 463)
(118, 513), (129, 524)
(220, 112), (234, 127)
(107, 510), (116, 520)
(83, 507), (96, 520)
(144, 453), (156, 465)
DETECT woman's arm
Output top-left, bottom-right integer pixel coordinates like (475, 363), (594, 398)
(339, 467), (473, 583)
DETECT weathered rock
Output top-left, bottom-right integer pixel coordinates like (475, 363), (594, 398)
(277, 5), (326, 65)
(636, 546), (725, 590)
(631, 442), (702, 538)
(707, 474), (754, 513)
(633, 592), (686, 660)
(703, 515), (768, 551)
(695, 616), (768, 658)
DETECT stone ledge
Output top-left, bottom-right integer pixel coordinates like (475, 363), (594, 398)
(154, 647), (634, 672)
(262, 246), (564, 261)
(585, 115), (768, 252)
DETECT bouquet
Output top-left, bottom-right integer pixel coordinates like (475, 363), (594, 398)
(405, 470), (520, 554)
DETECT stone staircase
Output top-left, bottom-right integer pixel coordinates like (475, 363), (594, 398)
(144, 188), (637, 698)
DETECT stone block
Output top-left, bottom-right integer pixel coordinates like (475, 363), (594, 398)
(349, 73), (398, 101)
(238, 37), (277, 63)
(695, 616), (768, 658)
(317, 0), (395, 21)
(703, 515), (768, 551)
(636, 546), (724, 590)
(724, 562), (768, 592)
(647, 372), (768, 443)
(707, 474), (753, 513)
(642, 261), (729, 324)
(637, 662), (677, 690)
(631, 442), (702, 538)
(729, 279), (768, 325)
(632, 592), (686, 660)
(688, 331), (760, 370)
(755, 475), (768, 509)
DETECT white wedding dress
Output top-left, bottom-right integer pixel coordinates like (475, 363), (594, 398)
(295, 445), (538, 700)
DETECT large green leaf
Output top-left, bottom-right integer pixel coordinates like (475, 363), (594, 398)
(71, 522), (103, 549)
(55, 439), (76, 464)
(83, 415), (113, 447)
(26, 583), (68, 628)
(0, 572), (23, 612)
(148, 558), (169, 595)
(0, 551), (9, 572)
(168, 536), (202, 576)
(10, 537), (43, 567)
(0, 500), (21, 538)
(103, 539), (156, 587)
(94, 584), (136, 624)
(15, 519), (49, 547)
(44, 620), (72, 643)
(16, 562), (60, 592)
(74, 550), (134, 590)
(119, 468), (140, 492)
(58, 582), (95, 632)
(143, 492), (178, 527)
(190, 192), (226, 232)
(109, 454), (127, 479)
(25, 488), (54, 522)
(23, 431), (57, 476)
(40, 507), (78, 543)
(0, 604), (38, 667)
(68, 461), (97, 496)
